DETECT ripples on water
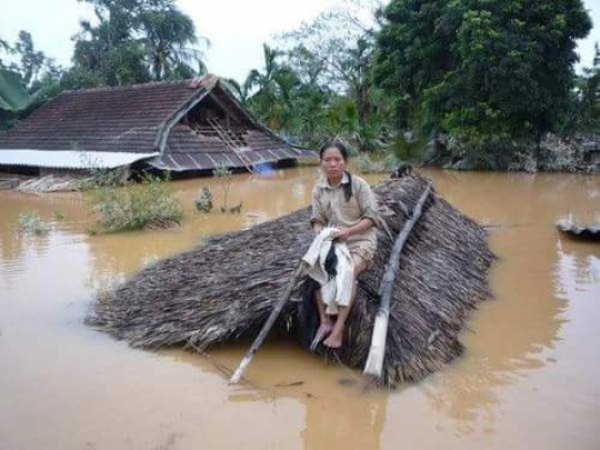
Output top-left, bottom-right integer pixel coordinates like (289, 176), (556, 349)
(0, 168), (598, 450)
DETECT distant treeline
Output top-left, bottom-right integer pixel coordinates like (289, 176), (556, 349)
(1, 0), (598, 171)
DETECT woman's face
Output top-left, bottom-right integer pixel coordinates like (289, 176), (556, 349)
(321, 146), (346, 181)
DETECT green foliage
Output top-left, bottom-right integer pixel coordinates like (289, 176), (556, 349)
(0, 68), (31, 112)
(18, 212), (51, 235)
(389, 133), (427, 163)
(77, 150), (127, 189)
(212, 163), (232, 209)
(62, 0), (207, 89)
(69, 26), (150, 88)
(374, 0), (593, 164)
(3, 0), (596, 173)
(79, 167), (125, 190)
(89, 173), (183, 232)
(240, 2), (394, 151)
(244, 44), (293, 132)
(12, 31), (49, 86)
(52, 209), (65, 221)
(212, 163), (242, 213)
(560, 45), (600, 134)
(0, 31), (62, 129)
(354, 152), (397, 174)
(1, 31), (62, 91)
(445, 134), (521, 170)
(138, 6), (207, 80)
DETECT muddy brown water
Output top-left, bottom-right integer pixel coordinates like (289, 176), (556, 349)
(0, 167), (598, 450)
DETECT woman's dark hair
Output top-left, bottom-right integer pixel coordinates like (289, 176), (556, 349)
(318, 140), (353, 201)
(319, 140), (349, 161)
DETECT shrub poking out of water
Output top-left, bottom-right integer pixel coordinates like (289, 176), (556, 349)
(390, 133), (428, 163)
(194, 187), (214, 213)
(79, 167), (126, 190)
(213, 163), (242, 213)
(53, 209), (65, 221)
(91, 173), (183, 232)
(77, 151), (127, 190)
(227, 202), (243, 214)
(18, 212), (51, 235)
(355, 152), (398, 174)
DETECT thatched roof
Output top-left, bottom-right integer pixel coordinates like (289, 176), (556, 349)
(88, 173), (496, 386)
(0, 74), (316, 172)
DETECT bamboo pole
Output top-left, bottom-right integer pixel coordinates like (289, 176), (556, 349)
(229, 264), (304, 384)
(363, 182), (432, 377)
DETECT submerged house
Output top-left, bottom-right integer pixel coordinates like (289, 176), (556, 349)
(0, 74), (316, 177)
(89, 173), (497, 386)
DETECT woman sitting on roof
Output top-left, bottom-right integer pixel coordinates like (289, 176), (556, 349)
(308, 141), (379, 349)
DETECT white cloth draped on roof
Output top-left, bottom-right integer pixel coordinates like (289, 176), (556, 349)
(301, 227), (354, 315)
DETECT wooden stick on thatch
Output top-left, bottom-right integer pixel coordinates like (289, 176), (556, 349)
(363, 182), (432, 378)
(229, 264), (304, 384)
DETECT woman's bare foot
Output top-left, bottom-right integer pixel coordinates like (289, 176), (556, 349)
(323, 328), (343, 349)
(324, 306), (348, 349)
(316, 321), (333, 340)
(310, 321), (333, 350)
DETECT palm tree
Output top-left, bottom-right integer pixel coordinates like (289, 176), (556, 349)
(244, 44), (296, 131)
(69, 1), (207, 86)
(219, 78), (249, 103)
(138, 6), (208, 80)
(244, 44), (283, 128)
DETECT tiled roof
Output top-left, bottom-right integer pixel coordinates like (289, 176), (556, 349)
(0, 78), (210, 154)
(0, 75), (318, 171)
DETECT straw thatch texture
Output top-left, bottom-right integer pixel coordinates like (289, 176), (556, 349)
(89, 173), (496, 386)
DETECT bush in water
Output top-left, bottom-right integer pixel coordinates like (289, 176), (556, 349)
(18, 212), (51, 235)
(90, 173), (183, 232)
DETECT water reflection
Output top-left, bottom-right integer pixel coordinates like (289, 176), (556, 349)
(401, 170), (596, 437)
(0, 190), (88, 269)
(1, 168), (599, 450)
(392, 172), (590, 434)
(163, 343), (389, 450)
(0, 231), (54, 290)
(428, 170), (599, 227)
(300, 387), (387, 450)
(555, 237), (599, 296)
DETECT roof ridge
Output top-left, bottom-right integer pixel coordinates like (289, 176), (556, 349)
(61, 74), (216, 95)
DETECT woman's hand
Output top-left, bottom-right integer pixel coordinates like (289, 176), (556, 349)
(334, 227), (352, 241)
(333, 218), (374, 241)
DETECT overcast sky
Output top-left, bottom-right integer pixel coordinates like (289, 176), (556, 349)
(0, 0), (598, 83)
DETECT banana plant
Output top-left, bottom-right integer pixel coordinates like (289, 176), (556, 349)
(0, 69), (32, 111)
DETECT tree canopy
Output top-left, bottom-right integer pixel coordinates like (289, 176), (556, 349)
(1, 0), (598, 171)
(63, 0), (207, 88)
(374, 0), (593, 142)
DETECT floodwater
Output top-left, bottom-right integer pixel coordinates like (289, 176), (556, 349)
(0, 167), (598, 450)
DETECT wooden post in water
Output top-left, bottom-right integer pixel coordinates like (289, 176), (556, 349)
(363, 182), (432, 378)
